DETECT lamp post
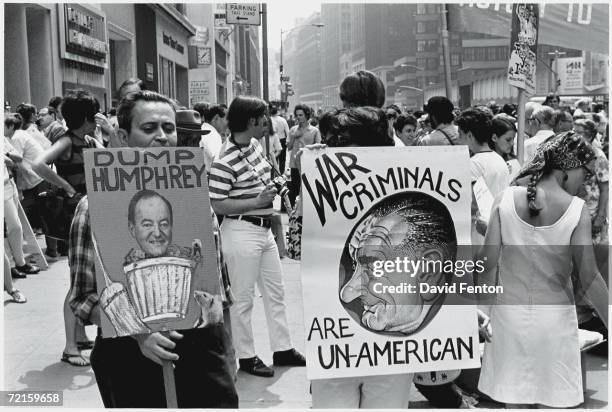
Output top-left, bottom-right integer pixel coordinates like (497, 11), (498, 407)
(280, 22), (324, 107)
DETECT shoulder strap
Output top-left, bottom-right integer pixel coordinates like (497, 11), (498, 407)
(438, 128), (454, 145)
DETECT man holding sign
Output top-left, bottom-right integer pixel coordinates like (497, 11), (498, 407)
(68, 91), (238, 408)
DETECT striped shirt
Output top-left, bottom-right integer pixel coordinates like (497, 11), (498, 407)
(208, 137), (275, 215)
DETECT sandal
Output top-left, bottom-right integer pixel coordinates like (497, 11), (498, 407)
(77, 340), (95, 350)
(61, 352), (90, 367)
(9, 289), (27, 303)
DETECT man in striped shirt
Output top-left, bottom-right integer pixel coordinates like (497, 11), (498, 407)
(209, 96), (305, 378)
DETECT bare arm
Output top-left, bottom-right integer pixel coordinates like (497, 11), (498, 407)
(571, 205), (608, 328)
(593, 181), (608, 234)
(211, 184), (277, 216)
(475, 192), (504, 276)
(287, 128), (297, 151)
(32, 137), (76, 195)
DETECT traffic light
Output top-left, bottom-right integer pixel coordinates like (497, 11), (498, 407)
(285, 82), (295, 96)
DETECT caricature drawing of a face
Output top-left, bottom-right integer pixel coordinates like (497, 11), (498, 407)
(339, 192), (456, 335)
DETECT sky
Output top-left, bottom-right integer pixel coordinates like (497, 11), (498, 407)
(265, 0), (323, 51)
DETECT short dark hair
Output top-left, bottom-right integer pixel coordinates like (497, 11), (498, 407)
(117, 91), (175, 133)
(455, 107), (493, 145)
(192, 102), (210, 119)
(543, 93), (560, 107)
(385, 104), (402, 116)
(270, 105), (279, 116)
(425, 96), (454, 124)
(119, 78), (146, 98)
(294, 104), (311, 118)
(16, 103), (37, 128)
(491, 113), (517, 137)
(128, 189), (173, 225)
(393, 114), (418, 133)
(325, 106), (393, 147)
(203, 104), (226, 123)
(61, 90), (100, 130)
(48, 96), (63, 110)
(501, 103), (517, 117)
(318, 110), (339, 139)
(339, 70), (385, 108)
(227, 96), (267, 133)
(264, 114), (275, 136)
(5, 113), (23, 130)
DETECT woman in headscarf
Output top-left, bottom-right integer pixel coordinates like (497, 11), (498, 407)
(475, 131), (608, 408)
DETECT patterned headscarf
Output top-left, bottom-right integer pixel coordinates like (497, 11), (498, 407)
(512, 131), (596, 215)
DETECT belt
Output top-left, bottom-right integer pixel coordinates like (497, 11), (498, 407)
(227, 215), (271, 229)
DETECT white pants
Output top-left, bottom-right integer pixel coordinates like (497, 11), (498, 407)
(311, 374), (413, 408)
(220, 218), (292, 359)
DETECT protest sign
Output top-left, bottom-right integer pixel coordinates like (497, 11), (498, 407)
(300, 146), (480, 380)
(507, 4), (539, 95)
(84, 148), (223, 338)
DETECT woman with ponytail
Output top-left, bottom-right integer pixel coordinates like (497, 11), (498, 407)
(475, 131), (608, 408)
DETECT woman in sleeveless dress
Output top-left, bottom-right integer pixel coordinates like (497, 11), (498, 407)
(475, 131), (608, 408)
(32, 90), (105, 368)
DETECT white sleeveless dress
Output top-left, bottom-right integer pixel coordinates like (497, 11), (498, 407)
(478, 186), (585, 407)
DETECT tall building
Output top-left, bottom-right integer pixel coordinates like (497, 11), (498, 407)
(233, 25), (261, 98)
(319, 4), (417, 109)
(284, 12), (323, 109)
(320, 4), (351, 109)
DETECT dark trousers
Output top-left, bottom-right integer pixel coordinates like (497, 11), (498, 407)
(90, 326), (238, 408)
(21, 180), (59, 252)
(415, 382), (463, 408)
(288, 168), (301, 207)
(278, 138), (287, 173)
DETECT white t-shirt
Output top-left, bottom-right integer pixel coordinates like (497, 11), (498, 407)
(200, 123), (223, 171)
(523, 129), (555, 165)
(10, 130), (45, 190)
(271, 115), (290, 141)
(470, 151), (511, 197)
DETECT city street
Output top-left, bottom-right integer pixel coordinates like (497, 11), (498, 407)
(2, 234), (608, 409)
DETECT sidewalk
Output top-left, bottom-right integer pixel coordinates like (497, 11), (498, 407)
(2, 238), (608, 408)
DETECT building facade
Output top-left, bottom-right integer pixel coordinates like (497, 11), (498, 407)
(5, 3), (261, 113)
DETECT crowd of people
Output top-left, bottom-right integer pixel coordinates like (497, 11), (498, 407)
(3, 69), (608, 409)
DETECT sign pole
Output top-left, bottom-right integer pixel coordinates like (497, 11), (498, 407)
(162, 359), (178, 408)
(261, 3), (269, 101)
(516, 89), (526, 165)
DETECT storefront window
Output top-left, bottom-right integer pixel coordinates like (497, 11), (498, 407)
(159, 56), (175, 99)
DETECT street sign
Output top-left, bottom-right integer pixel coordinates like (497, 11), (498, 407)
(226, 4), (261, 26)
(281, 76), (290, 82)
